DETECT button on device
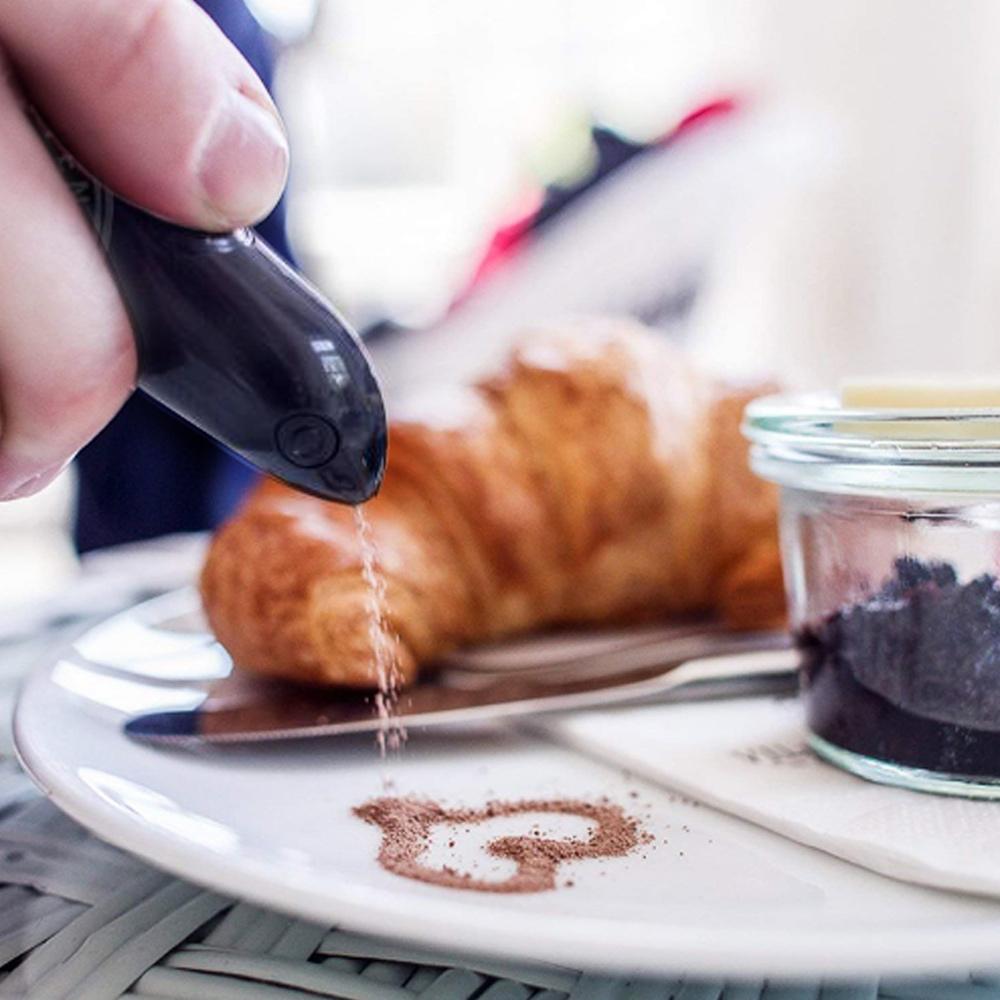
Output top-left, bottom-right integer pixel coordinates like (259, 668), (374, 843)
(276, 413), (340, 468)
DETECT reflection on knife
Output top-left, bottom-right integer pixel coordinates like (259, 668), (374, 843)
(124, 631), (797, 748)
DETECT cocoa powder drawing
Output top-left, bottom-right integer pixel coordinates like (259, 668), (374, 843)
(354, 796), (647, 893)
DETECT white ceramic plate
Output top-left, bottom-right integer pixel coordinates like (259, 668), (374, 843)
(15, 589), (1000, 978)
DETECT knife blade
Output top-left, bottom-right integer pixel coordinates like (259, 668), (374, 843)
(124, 631), (798, 747)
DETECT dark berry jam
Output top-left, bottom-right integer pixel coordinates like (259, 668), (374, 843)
(796, 557), (1000, 778)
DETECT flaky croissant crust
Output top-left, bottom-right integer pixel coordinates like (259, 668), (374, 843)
(200, 319), (784, 687)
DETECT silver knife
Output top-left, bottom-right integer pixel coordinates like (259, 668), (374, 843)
(124, 631), (798, 747)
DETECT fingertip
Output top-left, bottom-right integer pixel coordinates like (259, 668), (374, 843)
(1, 0), (291, 232)
(195, 86), (290, 230)
(0, 457), (68, 502)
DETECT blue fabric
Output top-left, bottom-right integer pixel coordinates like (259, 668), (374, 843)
(74, 0), (290, 552)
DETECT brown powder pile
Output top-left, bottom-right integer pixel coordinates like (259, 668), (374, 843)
(354, 796), (647, 893)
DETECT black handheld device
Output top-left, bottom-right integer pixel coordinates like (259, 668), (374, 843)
(36, 113), (387, 505)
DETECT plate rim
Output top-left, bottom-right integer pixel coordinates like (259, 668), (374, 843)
(14, 590), (1000, 978)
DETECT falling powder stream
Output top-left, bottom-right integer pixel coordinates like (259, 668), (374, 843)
(353, 506), (407, 755)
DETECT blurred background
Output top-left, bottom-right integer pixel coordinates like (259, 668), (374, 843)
(6, 0), (1000, 614)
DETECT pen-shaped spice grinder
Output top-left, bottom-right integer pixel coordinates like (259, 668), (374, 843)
(34, 112), (387, 505)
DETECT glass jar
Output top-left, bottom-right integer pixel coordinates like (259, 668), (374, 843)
(744, 394), (1000, 798)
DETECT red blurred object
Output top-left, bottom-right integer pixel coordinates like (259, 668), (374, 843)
(455, 97), (742, 305)
(454, 191), (543, 307)
(674, 96), (741, 137)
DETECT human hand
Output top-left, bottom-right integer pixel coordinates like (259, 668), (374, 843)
(0, 0), (289, 499)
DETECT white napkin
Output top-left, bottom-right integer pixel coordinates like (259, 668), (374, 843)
(543, 691), (1000, 900)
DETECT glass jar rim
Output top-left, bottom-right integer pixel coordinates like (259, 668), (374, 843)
(743, 392), (1000, 495)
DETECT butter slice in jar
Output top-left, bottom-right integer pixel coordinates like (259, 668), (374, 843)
(839, 378), (1000, 440)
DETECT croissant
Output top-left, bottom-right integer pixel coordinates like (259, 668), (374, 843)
(200, 319), (784, 688)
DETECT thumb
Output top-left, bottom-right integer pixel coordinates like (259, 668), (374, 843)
(0, 0), (289, 230)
